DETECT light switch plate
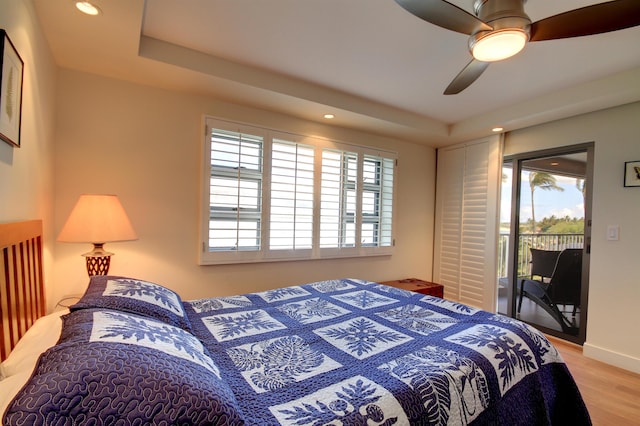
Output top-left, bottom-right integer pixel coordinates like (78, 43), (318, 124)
(607, 225), (619, 241)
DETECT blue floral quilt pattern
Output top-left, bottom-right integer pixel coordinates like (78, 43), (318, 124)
(4, 308), (243, 425)
(89, 310), (218, 374)
(184, 279), (590, 425)
(71, 275), (193, 331)
(103, 278), (184, 317)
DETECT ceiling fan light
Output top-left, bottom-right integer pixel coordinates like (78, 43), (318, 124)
(471, 29), (527, 62)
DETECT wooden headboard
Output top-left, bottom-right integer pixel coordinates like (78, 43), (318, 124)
(0, 220), (46, 361)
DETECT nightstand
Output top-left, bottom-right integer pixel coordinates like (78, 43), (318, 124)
(380, 278), (444, 298)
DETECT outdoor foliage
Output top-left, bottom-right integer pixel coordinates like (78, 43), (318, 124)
(519, 216), (584, 234)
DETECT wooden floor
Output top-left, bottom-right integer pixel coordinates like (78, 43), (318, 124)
(549, 336), (640, 425)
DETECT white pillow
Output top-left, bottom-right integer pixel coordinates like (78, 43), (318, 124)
(0, 371), (31, 416)
(0, 310), (66, 378)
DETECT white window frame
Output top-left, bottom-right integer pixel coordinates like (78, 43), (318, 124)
(199, 117), (397, 265)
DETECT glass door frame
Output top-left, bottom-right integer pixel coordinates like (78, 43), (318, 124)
(502, 142), (593, 345)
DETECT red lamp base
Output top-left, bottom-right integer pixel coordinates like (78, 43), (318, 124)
(85, 255), (111, 276)
(82, 243), (113, 276)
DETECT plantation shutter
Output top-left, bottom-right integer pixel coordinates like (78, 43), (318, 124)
(364, 155), (394, 248)
(200, 116), (396, 265)
(319, 150), (395, 251)
(269, 139), (314, 250)
(434, 136), (502, 311)
(208, 128), (263, 252)
(320, 149), (356, 248)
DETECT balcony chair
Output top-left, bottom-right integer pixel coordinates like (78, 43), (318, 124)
(517, 248), (561, 313)
(519, 248), (583, 334)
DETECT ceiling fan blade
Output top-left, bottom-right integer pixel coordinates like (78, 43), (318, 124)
(395, 0), (492, 35)
(444, 59), (490, 95)
(530, 0), (640, 42)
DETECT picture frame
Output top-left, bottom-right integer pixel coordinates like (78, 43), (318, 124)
(0, 29), (24, 148)
(624, 160), (640, 187)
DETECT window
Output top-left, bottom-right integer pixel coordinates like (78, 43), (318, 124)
(208, 128), (263, 252)
(319, 151), (394, 249)
(200, 117), (396, 264)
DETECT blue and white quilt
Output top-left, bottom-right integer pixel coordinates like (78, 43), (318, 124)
(4, 277), (590, 425)
(3, 308), (244, 425)
(185, 279), (591, 425)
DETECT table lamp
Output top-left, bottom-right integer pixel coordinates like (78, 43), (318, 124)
(57, 194), (138, 276)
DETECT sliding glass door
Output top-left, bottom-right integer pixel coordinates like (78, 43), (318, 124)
(497, 144), (592, 344)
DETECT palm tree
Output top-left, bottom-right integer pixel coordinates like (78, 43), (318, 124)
(528, 172), (564, 232)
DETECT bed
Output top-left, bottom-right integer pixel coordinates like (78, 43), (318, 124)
(1, 221), (591, 425)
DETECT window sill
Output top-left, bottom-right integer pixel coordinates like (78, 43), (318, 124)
(198, 247), (394, 265)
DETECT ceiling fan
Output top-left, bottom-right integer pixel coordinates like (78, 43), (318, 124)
(394, 0), (640, 94)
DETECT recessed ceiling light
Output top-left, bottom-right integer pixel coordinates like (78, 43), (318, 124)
(550, 162), (559, 166)
(75, 1), (101, 16)
(323, 114), (335, 119)
(492, 127), (504, 132)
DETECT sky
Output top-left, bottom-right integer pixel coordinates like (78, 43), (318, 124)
(500, 168), (585, 223)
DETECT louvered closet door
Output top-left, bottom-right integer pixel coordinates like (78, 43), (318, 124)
(434, 137), (502, 311)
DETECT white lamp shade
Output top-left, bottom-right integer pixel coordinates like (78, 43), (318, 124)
(57, 194), (138, 243)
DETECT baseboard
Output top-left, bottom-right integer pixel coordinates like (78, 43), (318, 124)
(583, 342), (640, 374)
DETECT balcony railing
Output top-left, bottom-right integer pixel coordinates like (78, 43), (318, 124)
(497, 233), (584, 279)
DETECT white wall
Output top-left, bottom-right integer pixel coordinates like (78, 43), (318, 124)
(505, 101), (640, 373)
(52, 69), (436, 307)
(0, 0), (57, 303)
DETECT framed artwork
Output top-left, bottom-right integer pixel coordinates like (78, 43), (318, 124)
(0, 29), (24, 148)
(624, 160), (640, 187)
